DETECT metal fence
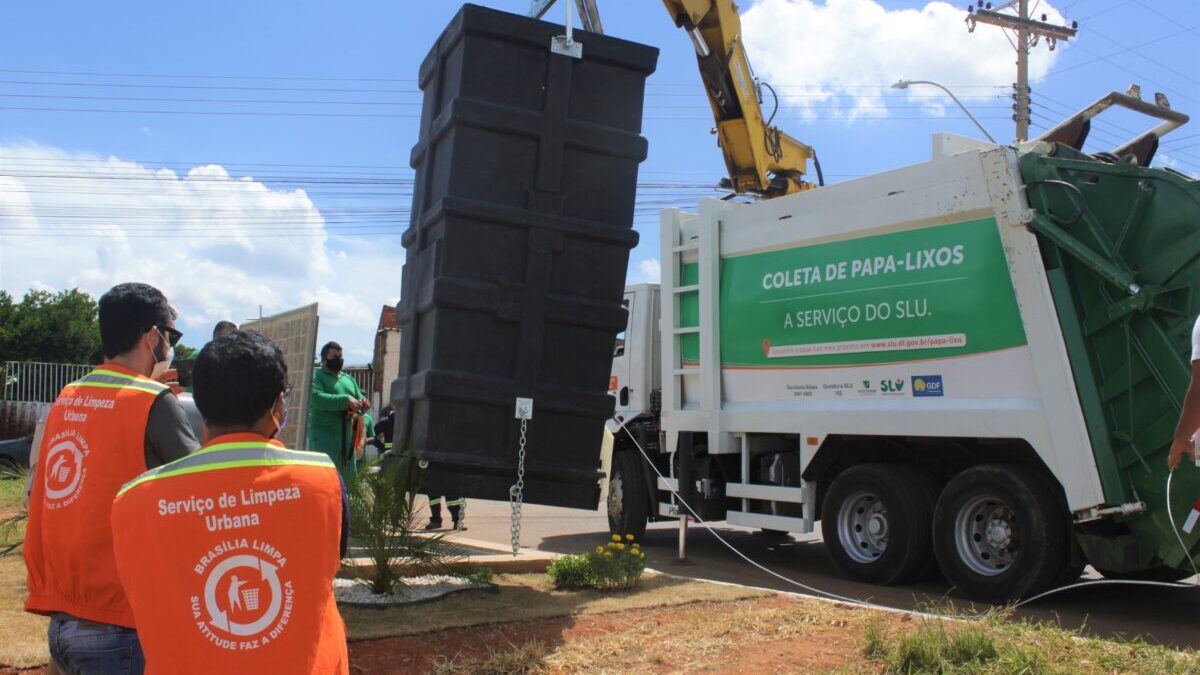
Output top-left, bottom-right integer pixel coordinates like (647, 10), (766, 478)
(343, 365), (374, 401)
(1, 361), (93, 403)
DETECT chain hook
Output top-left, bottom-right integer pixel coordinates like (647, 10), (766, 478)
(509, 400), (532, 555)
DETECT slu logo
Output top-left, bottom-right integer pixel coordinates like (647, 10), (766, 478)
(881, 378), (905, 394)
(912, 375), (944, 397)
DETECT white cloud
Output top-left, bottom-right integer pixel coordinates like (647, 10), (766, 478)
(1155, 153), (1198, 178)
(0, 143), (404, 362)
(630, 258), (661, 284)
(741, 0), (1066, 120)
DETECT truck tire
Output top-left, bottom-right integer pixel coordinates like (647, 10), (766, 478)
(821, 464), (936, 585)
(932, 465), (1067, 603)
(608, 450), (649, 541)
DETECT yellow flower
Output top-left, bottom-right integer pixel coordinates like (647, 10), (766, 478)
(625, 534), (635, 542)
(615, 543), (625, 550)
(611, 534), (621, 542)
(596, 546), (604, 555)
(604, 551), (613, 558)
(607, 542), (618, 549)
(631, 543), (640, 550)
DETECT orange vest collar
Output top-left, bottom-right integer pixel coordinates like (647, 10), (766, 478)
(202, 432), (285, 450)
(96, 362), (149, 379)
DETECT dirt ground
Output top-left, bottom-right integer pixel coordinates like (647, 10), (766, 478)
(348, 596), (873, 675)
(0, 596), (863, 675)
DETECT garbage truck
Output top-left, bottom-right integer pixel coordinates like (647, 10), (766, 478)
(603, 93), (1200, 602)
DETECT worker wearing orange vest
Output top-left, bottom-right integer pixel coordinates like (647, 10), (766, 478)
(111, 330), (349, 674)
(24, 282), (198, 674)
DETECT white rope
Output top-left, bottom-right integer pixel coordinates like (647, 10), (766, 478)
(1014, 469), (1199, 607)
(615, 417), (1200, 615)
(615, 418), (886, 608)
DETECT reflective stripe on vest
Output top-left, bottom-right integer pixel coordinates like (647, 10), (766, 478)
(110, 436), (348, 674)
(119, 442), (335, 496)
(23, 364), (164, 628)
(73, 368), (169, 396)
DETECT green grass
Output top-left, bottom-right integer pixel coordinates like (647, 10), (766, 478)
(863, 612), (1199, 675)
(0, 476), (24, 515)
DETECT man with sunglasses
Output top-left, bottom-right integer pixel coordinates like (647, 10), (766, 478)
(24, 282), (200, 674)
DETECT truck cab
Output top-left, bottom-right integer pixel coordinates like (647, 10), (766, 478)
(610, 283), (661, 419)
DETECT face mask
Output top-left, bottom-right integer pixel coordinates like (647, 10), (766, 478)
(325, 357), (344, 372)
(151, 328), (175, 380)
(270, 397), (289, 440)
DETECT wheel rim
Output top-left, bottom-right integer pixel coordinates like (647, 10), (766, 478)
(954, 493), (1019, 576)
(836, 490), (889, 564)
(607, 470), (625, 522)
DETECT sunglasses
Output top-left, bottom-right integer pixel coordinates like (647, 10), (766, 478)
(153, 325), (184, 347)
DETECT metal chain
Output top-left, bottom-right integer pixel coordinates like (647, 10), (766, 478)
(509, 408), (529, 555)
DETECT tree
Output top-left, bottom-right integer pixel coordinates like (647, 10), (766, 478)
(0, 289), (102, 364)
(174, 343), (198, 360)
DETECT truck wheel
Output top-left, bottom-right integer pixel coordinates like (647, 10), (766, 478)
(821, 464), (936, 585)
(608, 451), (648, 541)
(932, 465), (1067, 603)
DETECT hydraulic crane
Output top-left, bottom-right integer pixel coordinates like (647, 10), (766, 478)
(531, 0), (822, 197)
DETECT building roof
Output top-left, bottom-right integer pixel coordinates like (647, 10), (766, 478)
(377, 304), (400, 332)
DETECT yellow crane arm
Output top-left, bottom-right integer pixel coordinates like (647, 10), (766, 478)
(662, 0), (819, 197)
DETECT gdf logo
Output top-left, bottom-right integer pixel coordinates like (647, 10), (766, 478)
(193, 545), (293, 650)
(43, 430), (89, 508)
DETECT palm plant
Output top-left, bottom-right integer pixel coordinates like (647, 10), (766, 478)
(0, 463), (28, 558)
(344, 452), (463, 596)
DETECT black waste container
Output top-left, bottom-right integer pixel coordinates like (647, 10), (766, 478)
(391, 4), (659, 509)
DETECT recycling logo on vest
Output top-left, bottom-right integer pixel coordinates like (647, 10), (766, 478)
(191, 539), (295, 651)
(43, 429), (89, 509)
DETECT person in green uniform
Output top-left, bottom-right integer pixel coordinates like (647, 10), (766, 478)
(308, 341), (369, 483)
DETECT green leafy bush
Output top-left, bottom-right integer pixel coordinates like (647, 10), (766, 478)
(547, 534), (646, 590)
(345, 454), (462, 596)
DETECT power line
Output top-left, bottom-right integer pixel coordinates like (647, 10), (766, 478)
(0, 68), (416, 83)
(1031, 93), (1200, 164)
(1034, 22), (1200, 90)
(0, 105), (1019, 121)
(0, 92), (1017, 112)
(1132, 0), (1200, 36)
(966, 1), (1078, 141)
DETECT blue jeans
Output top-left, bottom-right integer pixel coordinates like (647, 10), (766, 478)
(48, 614), (145, 675)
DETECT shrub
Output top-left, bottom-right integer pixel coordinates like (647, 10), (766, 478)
(345, 453), (462, 596)
(547, 533), (646, 590)
(0, 464), (28, 558)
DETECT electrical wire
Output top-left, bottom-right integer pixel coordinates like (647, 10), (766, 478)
(615, 417), (1200, 612)
(613, 417), (871, 607)
(1014, 468), (1200, 607)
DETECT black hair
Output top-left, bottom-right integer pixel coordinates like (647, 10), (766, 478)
(212, 320), (238, 340)
(320, 341), (343, 359)
(193, 330), (288, 428)
(98, 283), (176, 359)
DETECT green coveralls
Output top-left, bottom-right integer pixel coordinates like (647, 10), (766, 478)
(307, 367), (367, 484)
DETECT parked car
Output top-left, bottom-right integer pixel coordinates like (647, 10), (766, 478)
(177, 392), (203, 439)
(0, 435), (32, 470)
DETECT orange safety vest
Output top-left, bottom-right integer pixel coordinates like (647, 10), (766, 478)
(111, 433), (348, 674)
(24, 364), (167, 628)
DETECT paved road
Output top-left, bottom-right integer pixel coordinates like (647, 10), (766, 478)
(453, 498), (1200, 649)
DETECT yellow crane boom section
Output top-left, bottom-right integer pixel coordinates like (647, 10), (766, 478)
(662, 0), (817, 196)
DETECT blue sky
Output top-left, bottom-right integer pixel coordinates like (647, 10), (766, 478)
(0, 0), (1197, 359)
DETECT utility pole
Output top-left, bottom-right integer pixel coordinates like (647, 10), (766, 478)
(967, 1), (1077, 142)
(1015, 0), (1030, 142)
